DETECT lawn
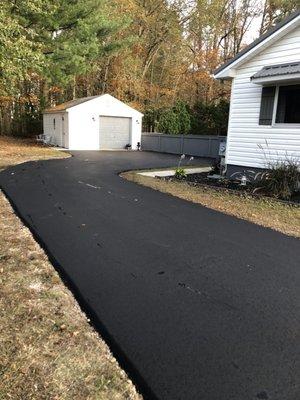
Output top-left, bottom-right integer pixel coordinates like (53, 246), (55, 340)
(0, 136), (71, 169)
(0, 137), (141, 400)
(123, 170), (300, 238)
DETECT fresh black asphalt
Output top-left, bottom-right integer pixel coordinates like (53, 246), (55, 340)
(1, 151), (299, 400)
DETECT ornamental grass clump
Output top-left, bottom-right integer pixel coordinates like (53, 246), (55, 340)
(175, 154), (186, 179)
(174, 154), (194, 179)
(174, 167), (187, 179)
(256, 159), (300, 200)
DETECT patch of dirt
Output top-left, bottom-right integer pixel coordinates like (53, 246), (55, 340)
(0, 136), (70, 171)
(122, 171), (300, 238)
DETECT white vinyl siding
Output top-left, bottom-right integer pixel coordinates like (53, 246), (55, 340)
(226, 23), (300, 169)
(66, 95), (142, 150)
(43, 95), (143, 150)
(43, 113), (66, 147)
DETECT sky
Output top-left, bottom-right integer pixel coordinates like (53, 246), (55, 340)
(244, 14), (263, 43)
(243, 0), (266, 43)
(178, 0), (266, 45)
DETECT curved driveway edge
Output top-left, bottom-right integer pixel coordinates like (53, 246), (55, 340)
(1, 151), (299, 400)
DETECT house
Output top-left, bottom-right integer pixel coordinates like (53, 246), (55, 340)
(214, 10), (300, 177)
(43, 94), (143, 150)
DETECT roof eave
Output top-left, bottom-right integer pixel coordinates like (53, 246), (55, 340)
(251, 73), (300, 85)
(214, 69), (236, 80)
(43, 110), (67, 114)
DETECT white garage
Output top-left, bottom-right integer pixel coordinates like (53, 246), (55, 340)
(43, 94), (143, 150)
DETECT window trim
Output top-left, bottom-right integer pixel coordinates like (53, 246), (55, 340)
(272, 82), (300, 127)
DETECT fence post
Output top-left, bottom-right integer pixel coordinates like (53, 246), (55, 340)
(180, 135), (184, 154)
(208, 137), (212, 157)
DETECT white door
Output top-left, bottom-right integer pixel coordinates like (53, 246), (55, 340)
(99, 116), (131, 149)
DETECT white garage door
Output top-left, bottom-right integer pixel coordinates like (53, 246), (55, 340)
(99, 116), (131, 149)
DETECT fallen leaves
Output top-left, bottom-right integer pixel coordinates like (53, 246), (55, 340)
(0, 138), (141, 400)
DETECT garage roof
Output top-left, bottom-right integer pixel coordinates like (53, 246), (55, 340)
(43, 93), (143, 116)
(43, 95), (102, 113)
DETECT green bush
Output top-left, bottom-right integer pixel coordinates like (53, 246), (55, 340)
(143, 108), (161, 132)
(256, 160), (300, 200)
(155, 101), (191, 135)
(144, 99), (229, 135)
(190, 100), (229, 135)
(157, 109), (180, 134)
(174, 167), (187, 179)
(173, 101), (191, 134)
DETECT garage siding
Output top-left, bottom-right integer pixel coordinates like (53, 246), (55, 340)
(43, 94), (142, 150)
(99, 116), (131, 149)
(43, 113), (65, 146)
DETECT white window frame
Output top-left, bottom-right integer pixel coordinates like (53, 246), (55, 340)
(272, 82), (300, 127)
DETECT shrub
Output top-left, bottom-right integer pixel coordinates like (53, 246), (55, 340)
(173, 101), (191, 134)
(174, 154), (187, 179)
(190, 100), (229, 135)
(157, 109), (180, 134)
(143, 108), (161, 132)
(156, 101), (191, 135)
(144, 99), (229, 135)
(174, 167), (187, 179)
(256, 160), (300, 200)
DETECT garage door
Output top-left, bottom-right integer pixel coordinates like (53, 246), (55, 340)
(99, 116), (131, 149)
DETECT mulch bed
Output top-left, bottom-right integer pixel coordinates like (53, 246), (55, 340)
(162, 172), (300, 205)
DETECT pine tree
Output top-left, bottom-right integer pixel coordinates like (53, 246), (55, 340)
(0, 0), (46, 95)
(41, 0), (126, 99)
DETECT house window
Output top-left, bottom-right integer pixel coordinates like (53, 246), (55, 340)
(53, 118), (56, 129)
(259, 84), (300, 125)
(275, 84), (300, 123)
(259, 87), (276, 125)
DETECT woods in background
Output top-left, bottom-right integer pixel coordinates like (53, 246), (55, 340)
(0, 0), (298, 136)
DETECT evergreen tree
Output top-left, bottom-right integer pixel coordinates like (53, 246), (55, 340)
(41, 0), (126, 99)
(173, 101), (191, 135)
(0, 0), (46, 95)
(157, 109), (180, 134)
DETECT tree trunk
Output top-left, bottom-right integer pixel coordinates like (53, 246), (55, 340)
(102, 58), (111, 94)
(72, 76), (77, 99)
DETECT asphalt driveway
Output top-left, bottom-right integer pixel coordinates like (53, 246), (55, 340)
(1, 151), (299, 400)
